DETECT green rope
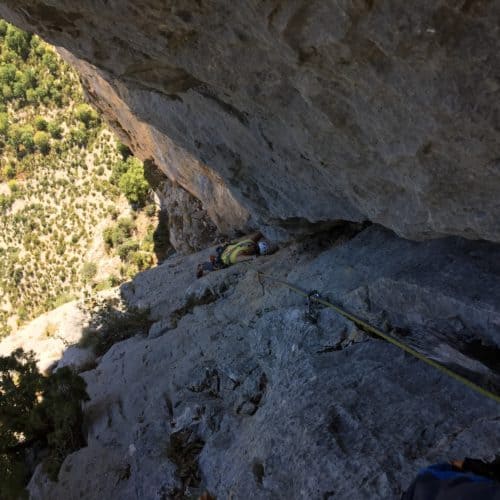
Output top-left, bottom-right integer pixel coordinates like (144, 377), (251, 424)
(257, 271), (500, 404)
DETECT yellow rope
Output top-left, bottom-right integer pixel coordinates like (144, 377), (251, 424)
(257, 271), (500, 404)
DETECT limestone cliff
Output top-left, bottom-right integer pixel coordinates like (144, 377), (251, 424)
(0, 2), (500, 499)
(15, 226), (500, 499)
(0, 1), (499, 240)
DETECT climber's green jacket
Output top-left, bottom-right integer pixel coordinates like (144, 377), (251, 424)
(220, 239), (257, 266)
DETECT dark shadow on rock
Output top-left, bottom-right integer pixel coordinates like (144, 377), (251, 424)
(153, 208), (173, 263)
(143, 159), (220, 261)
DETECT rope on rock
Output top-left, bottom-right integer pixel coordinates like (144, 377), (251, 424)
(257, 271), (500, 404)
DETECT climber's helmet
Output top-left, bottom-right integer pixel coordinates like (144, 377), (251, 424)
(257, 240), (269, 255)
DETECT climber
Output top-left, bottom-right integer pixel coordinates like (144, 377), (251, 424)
(402, 457), (500, 499)
(196, 232), (273, 278)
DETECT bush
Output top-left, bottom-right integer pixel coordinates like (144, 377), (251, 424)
(74, 103), (99, 128)
(2, 164), (15, 179)
(117, 240), (139, 261)
(102, 226), (114, 249)
(116, 217), (134, 235)
(118, 157), (149, 206)
(93, 275), (121, 292)
(110, 159), (128, 185)
(4, 26), (31, 59)
(0, 349), (89, 495)
(81, 262), (97, 282)
(47, 121), (62, 139)
(0, 20), (8, 38)
(1, 83), (12, 99)
(34, 116), (48, 131)
(131, 251), (153, 271)
(25, 87), (37, 104)
(13, 69), (37, 100)
(144, 204), (157, 217)
(8, 124), (34, 155)
(0, 112), (9, 136)
(0, 64), (15, 86)
(52, 293), (76, 309)
(0, 193), (13, 212)
(69, 126), (88, 148)
(103, 217), (134, 249)
(7, 180), (18, 193)
(116, 142), (132, 159)
(41, 51), (58, 74)
(33, 131), (50, 154)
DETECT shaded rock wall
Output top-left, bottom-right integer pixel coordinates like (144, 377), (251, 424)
(0, 1), (499, 241)
(143, 159), (221, 254)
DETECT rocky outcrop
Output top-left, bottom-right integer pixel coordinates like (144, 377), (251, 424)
(58, 50), (249, 236)
(144, 159), (221, 255)
(0, 1), (499, 241)
(24, 225), (500, 499)
(0, 299), (90, 374)
(0, 3), (499, 498)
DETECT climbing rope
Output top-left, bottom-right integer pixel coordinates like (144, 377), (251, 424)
(257, 271), (500, 404)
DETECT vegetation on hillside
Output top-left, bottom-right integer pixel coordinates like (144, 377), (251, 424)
(0, 21), (160, 337)
(0, 349), (89, 498)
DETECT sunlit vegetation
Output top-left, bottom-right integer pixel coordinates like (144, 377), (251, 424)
(0, 21), (156, 338)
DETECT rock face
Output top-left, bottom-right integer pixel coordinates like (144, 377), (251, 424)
(0, 300), (89, 374)
(26, 226), (500, 499)
(0, 1), (499, 241)
(0, 3), (499, 498)
(144, 160), (221, 255)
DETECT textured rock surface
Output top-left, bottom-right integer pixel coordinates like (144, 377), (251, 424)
(0, 300), (89, 373)
(145, 160), (221, 255)
(25, 226), (500, 499)
(0, 1), (499, 241)
(59, 49), (250, 236)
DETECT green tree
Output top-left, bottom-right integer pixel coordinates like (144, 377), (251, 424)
(15, 69), (37, 96)
(0, 193), (12, 213)
(118, 157), (149, 206)
(0, 112), (9, 136)
(11, 80), (25, 100)
(41, 51), (58, 74)
(117, 240), (139, 261)
(33, 131), (50, 154)
(47, 121), (62, 139)
(0, 20), (8, 38)
(81, 262), (97, 282)
(74, 103), (99, 128)
(110, 159), (129, 185)
(1, 84), (12, 100)
(2, 163), (15, 179)
(4, 26), (31, 60)
(0, 64), (15, 85)
(116, 142), (132, 160)
(7, 180), (18, 194)
(34, 116), (48, 131)
(0, 349), (89, 496)
(25, 87), (37, 104)
(8, 124), (34, 155)
(103, 217), (134, 249)
(69, 125), (88, 147)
